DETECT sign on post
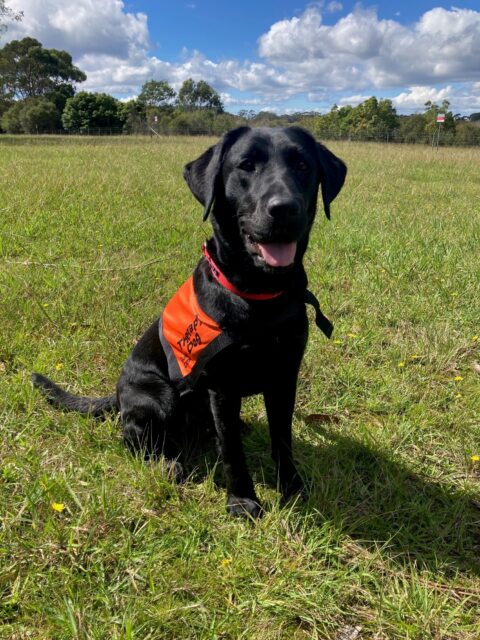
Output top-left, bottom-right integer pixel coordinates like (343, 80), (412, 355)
(432, 113), (445, 148)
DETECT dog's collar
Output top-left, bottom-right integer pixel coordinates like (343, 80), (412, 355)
(202, 242), (284, 301)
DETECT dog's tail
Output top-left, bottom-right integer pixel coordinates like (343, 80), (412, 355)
(31, 372), (118, 417)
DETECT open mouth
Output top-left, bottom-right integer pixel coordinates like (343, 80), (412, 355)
(246, 236), (297, 268)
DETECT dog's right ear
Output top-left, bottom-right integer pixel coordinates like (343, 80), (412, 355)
(316, 142), (347, 220)
(183, 126), (250, 221)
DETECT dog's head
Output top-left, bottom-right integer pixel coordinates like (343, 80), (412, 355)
(183, 126), (346, 270)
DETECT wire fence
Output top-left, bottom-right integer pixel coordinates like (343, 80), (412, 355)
(3, 124), (480, 146)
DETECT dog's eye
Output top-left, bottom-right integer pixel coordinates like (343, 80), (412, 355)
(239, 159), (255, 172)
(297, 160), (309, 171)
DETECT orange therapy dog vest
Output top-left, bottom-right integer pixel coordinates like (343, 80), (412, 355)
(159, 276), (234, 392)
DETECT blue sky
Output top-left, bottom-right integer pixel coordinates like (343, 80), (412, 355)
(5, 0), (480, 114)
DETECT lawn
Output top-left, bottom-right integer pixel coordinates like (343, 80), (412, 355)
(1, 135), (479, 639)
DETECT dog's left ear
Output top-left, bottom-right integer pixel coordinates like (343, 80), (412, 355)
(183, 126), (250, 221)
(316, 143), (347, 220)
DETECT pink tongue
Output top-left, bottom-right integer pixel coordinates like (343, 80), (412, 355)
(257, 241), (297, 267)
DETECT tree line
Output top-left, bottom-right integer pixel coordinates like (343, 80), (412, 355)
(1, 38), (479, 144)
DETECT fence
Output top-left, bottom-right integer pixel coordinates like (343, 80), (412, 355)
(3, 124), (480, 147)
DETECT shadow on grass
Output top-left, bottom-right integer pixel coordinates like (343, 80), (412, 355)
(61, 405), (480, 577)
(239, 419), (480, 577)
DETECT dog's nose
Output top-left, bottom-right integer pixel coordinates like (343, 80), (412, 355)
(267, 197), (300, 219)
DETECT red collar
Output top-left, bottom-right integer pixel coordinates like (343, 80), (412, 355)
(202, 243), (284, 301)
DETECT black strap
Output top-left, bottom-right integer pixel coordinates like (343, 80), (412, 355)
(304, 290), (333, 338)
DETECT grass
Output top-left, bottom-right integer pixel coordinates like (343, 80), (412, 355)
(1, 135), (479, 639)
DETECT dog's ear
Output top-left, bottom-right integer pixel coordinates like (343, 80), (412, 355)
(183, 126), (251, 221)
(316, 143), (347, 220)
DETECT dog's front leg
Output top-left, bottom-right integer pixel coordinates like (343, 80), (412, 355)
(208, 388), (262, 518)
(264, 379), (305, 502)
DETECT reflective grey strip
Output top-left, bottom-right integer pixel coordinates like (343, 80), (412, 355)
(158, 316), (183, 381)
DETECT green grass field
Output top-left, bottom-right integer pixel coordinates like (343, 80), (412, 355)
(1, 135), (479, 639)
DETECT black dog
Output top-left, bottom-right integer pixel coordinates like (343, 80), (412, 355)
(32, 126), (346, 517)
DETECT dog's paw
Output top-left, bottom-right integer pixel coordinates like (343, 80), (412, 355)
(226, 495), (263, 519)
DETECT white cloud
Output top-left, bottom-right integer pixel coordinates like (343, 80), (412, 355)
(326, 2), (343, 13)
(392, 85), (480, 112)
(6, 0), (149, 59)
(338, 94), (374, 106)
(3, 1), (480, 113)
(258, 6), (480, 90)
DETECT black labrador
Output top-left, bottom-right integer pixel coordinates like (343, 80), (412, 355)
(32, 126), (346, 518)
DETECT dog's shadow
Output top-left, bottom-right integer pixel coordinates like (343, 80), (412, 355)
(186, 416), (480, 577)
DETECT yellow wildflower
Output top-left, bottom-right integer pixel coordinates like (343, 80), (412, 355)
(398, 361), (405, 368)
(333, 339), (342, 345)
(55, 363), (63, 371)
(410, 354), (420, 360)
(453, 375), (463, 381)
(220, 558), (232, 567)
(347, 333), (358, 339)
(471, 456), (480, 463)
(51, 502), (65, 512)
(473, 336), (478, 342)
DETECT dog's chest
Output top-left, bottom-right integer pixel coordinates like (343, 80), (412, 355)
(202, 321), (308, 396)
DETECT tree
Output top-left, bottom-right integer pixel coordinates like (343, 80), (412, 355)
(0, 98), (23, 132)
(238, 109), (256, 121)
(19, 98), (58, 132)
(397, 114), (426, 143)
(423, 100), (455, 135)
(177, 78), (223, 113)
(1, 97), (58, 133)
(0, 37), (86, 100)
(47, 83), (75, 115)
(118, 99), (146, 134)
(303, 97), (399, 140)
(138, 79), (175, 108)
(454, 122), (480, 146)
(62, 92), (122, 132)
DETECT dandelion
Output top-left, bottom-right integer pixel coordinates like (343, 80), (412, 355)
(471, 456), (480, 463)
(453, 375), (463, 382)
(398, 361), (405, 368)
(51, 502), (65, 512)
(347, 333), (358, 339)
(220, 558), (232, 567)
(410, 354), (420, 360)
(42, 303), (49, 308)
(455, 393), (462, 399)
(55, 363), (63, 371)
(333, 339), (342, 345)
(473, 336), (479, 342)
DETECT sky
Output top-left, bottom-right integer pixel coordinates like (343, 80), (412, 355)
(3, 0), (480, 114)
